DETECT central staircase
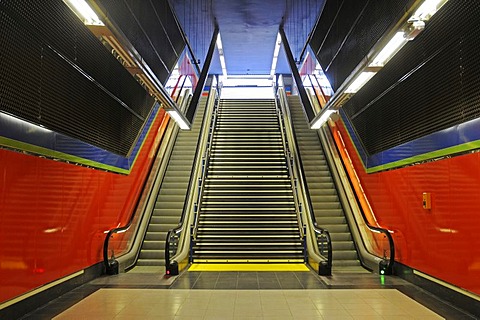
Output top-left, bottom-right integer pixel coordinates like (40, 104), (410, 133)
(192, 99), (305, 263)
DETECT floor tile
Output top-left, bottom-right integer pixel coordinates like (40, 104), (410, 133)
(22, 271), (474, 320)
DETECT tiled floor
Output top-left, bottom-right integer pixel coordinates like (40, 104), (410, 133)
(51, 288), (444, 320)
(21, 268), (477, 319)
(170, 271), (326, 289)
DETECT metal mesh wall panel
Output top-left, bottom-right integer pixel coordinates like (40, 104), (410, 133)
(1, 0), (153, 119)
(309, 0), (342, 57)
(316, 0), (368, 74)
(151, 0), (186, 58)
(343, 0), (480, 155)
(0, 1), (153, 156)
(310, 0), (412, 90)
(96, 0), (170, 84)
(97, 0), (186, 84)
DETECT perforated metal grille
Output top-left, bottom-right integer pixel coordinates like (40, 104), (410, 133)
(96, 0), (186, 84)
(0, 1), (153, 156)
(310, 0), (412, 90)
(343, 0), (480, 155)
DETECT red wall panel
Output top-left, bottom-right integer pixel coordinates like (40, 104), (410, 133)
(336, 120), (480, 295)
(0, 110), (167, 303)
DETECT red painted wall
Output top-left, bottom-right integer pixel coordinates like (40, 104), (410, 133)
(335, 120), (480, 295)
(0, 110), (167, 303)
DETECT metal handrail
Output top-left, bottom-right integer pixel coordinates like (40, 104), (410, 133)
(274, 98), (305, 240)
(164, 94), (211, 270)
(276, 80), (332, 275)
(191, 92), (220, 240)
(165, 80), (219, 274)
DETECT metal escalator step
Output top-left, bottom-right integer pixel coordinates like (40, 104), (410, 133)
(157, 188), (187, 195)
(332, 260), (362, 267)
(315, 216), (347, 225)
(151, 208), (182, 217)
(154, 196), (186, 207)
(313, 202), (343, 210)
(136, 259), (165, 266)
(142, 241), (166, 250)
(150, 216), (183, 224)
(147, 224), (178, 233)
(332, 241), (356, 250)
(310, 195), (340, 203)
(317, 224), (351, 233)
(329, 232), (353, 241)
(138, 250), (165, 260)
(144, 232), (168, 241)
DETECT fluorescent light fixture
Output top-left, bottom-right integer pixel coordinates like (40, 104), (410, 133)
(412, 0), (445, 21)
(370, 32), (407, 67)
(270, 33), (282, 76)
(64, 0), (104, 26)
(310, 109), (337, 129)
(167, 109), (191, 130)
(345, 72), (376, 94)
(216, 33), (227, 78)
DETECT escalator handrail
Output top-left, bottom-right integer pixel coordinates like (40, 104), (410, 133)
(102, 75), (191, 273)
(321, 124), (395, 273)
(276, 84), (332, 270)
(191, 91), (220, 240)
(102, 100), (172, 274)
(102, 101), (170, 274)
(274, 98), (305, 239)
(165, 81), (219, 268)
(304, 76), (395, 273)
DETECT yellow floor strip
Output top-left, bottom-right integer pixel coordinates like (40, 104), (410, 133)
(189, 263), (310, 272)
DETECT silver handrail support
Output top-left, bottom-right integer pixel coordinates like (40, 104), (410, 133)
(276, 84), (331, 274)
(274, 99), (305, 240)
(166, 82), (219, 273)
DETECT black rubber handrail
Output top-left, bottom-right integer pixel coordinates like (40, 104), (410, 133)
(284, 101), (333, 274)
(191, 91), (220, 240)
(103, 75), (191, 274)
(274, 98), (305, 241)
(103, 101), (165, 274)
(164, 87), (215, 273)
(304, 77), (395, 274)
(276, 84), (333, 275)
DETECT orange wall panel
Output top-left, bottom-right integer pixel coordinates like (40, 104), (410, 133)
(336, 120), (480, 295)
(0, 110), (166, 303)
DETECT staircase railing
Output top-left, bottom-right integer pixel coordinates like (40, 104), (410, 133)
(274, 98), (306, 260)
(191, 91), (220, 241)
(276, 82), (332, 275)
(165, 79), (219, 275)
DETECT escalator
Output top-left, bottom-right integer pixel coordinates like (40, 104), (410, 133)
(287, 95), (364, 272)
(192, 99), (304, 262)
(136, 97), (208, 267)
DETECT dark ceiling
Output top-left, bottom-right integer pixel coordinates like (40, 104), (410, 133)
(171, 0), (325, 76)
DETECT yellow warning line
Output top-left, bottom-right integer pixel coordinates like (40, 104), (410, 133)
(189, 263), (310, 272)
